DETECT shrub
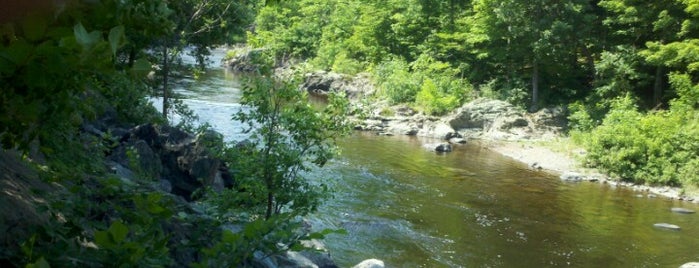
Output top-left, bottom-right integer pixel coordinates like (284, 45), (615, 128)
(583, 95), (699, 186)
(415, 78), (460, 115)
(373, 59), (421, 103)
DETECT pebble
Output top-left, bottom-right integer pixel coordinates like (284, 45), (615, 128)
(653, 223), (681, 231)
(671, 208), (696, 214)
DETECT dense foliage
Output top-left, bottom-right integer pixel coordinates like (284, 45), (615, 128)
(247, 0), (699, 188)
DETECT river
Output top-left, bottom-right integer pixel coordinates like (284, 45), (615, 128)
(169, 49), (699, 267)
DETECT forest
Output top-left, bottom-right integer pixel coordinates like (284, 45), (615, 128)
(247, 0), (699, 188)
(2, 0), (699, 266)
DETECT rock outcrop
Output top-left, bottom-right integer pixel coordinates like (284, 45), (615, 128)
(353, 98), (566, 143)
(301, 71), (375, 99)
(107, 123), (234, 200)
(222, 47), (267, 72)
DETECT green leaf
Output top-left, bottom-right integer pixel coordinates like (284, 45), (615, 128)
(2, 39), (33, 65)
(22, 15), (48, 42)
(108, 221), (129, 244)
(108, 26), (124, 57)
(73, 23), (100, 50)
(130, 58), (151, 76)
(94, 230), (112, 248)
(25, 256), (50, 268)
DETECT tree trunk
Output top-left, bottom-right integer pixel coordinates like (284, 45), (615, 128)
(127, 47), (136, 68)
(653, 65), (664, 107)
(266, 191), (274, 220)
(581, 45), (595, 83)
(162, 45), (169, 118)
(531, 62), (540, 112)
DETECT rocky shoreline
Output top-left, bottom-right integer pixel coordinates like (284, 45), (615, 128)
(295, 69), (699, 204)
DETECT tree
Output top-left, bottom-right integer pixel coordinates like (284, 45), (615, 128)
(466, 0), (597, 109)
(233, 75), (350, 219)
(600, 0), (688, 106)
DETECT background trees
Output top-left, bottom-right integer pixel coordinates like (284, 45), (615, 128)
(246, 0), (699, 187)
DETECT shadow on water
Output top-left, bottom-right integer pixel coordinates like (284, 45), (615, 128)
(172, 49), (699, 268)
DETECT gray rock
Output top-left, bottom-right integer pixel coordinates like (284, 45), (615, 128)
(680, 262), (699, 268)
(446, 98), (520, 130)
(560, 171), (583, 181)
(253, 250), (278, 268)
(279, 251), (318, 268)
(353, 259), (385, 268)
(108, 162), (136, 183)
(301, 71), (374, 99)
(653, 223), (681, 231)
(449, 137), (467, 144)
(158, 179), (172, 193)
(671, 208), (696, 214)
(223, 47), (268, 72)
(298, 239), (337, 268)
(132, 139), (162, 178)
(424, 143), (452, 152)
(530, 106), (567, 130)
(386, 121), (419, 136)
(418, 122), (456, 140)
(394, 105), (417, 116)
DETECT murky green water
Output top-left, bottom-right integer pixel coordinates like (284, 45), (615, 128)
(174, 53), (699, 267)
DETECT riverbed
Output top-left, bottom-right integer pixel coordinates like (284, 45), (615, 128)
(169, 51), (699, 267)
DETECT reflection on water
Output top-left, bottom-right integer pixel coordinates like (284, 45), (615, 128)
(173, 52), (699, 268)
(306, 133), (699, 267)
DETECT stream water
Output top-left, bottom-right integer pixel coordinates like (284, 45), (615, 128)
(169, 50), (699, 267)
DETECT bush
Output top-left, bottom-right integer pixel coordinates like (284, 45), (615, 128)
(582, 95), (699, 186)
(373, 59), (421, 103)
(477, 78), (529, 108)
(415, 78), (460, 115)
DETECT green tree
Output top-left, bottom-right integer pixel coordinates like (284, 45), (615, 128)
(467, 0), (597, 109)
(233, 75), (351, 219)
(600, 0), (688, 106)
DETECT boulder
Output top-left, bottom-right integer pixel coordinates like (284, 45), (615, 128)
(303, 71), (344, 94)
(107, 123), (232, 200)
(424, 143), (452, 153)
(299, 239), (338, 268)
(353, 259), (385, 268)
(301, 71), (374, 99)
(446, 99), (520, 130)
(530, 106), (567, 130)
(386, 120), (419, 136)
(418, 121), (457, 140)
(223, 48), (267, 72)
(133, 139), (163, 178)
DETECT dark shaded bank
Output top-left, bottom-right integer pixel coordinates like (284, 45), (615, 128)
(0, 114), (340, 267)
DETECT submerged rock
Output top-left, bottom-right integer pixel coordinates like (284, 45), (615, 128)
(653, 223), (681, 231)
(680, 262), (699, 268)
(671, 208), (696, 214)
(424, 143), (452, 153)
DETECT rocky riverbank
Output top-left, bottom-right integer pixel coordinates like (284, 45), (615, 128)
(296, 69), (699, 204)
(1, 113), (358, 267)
